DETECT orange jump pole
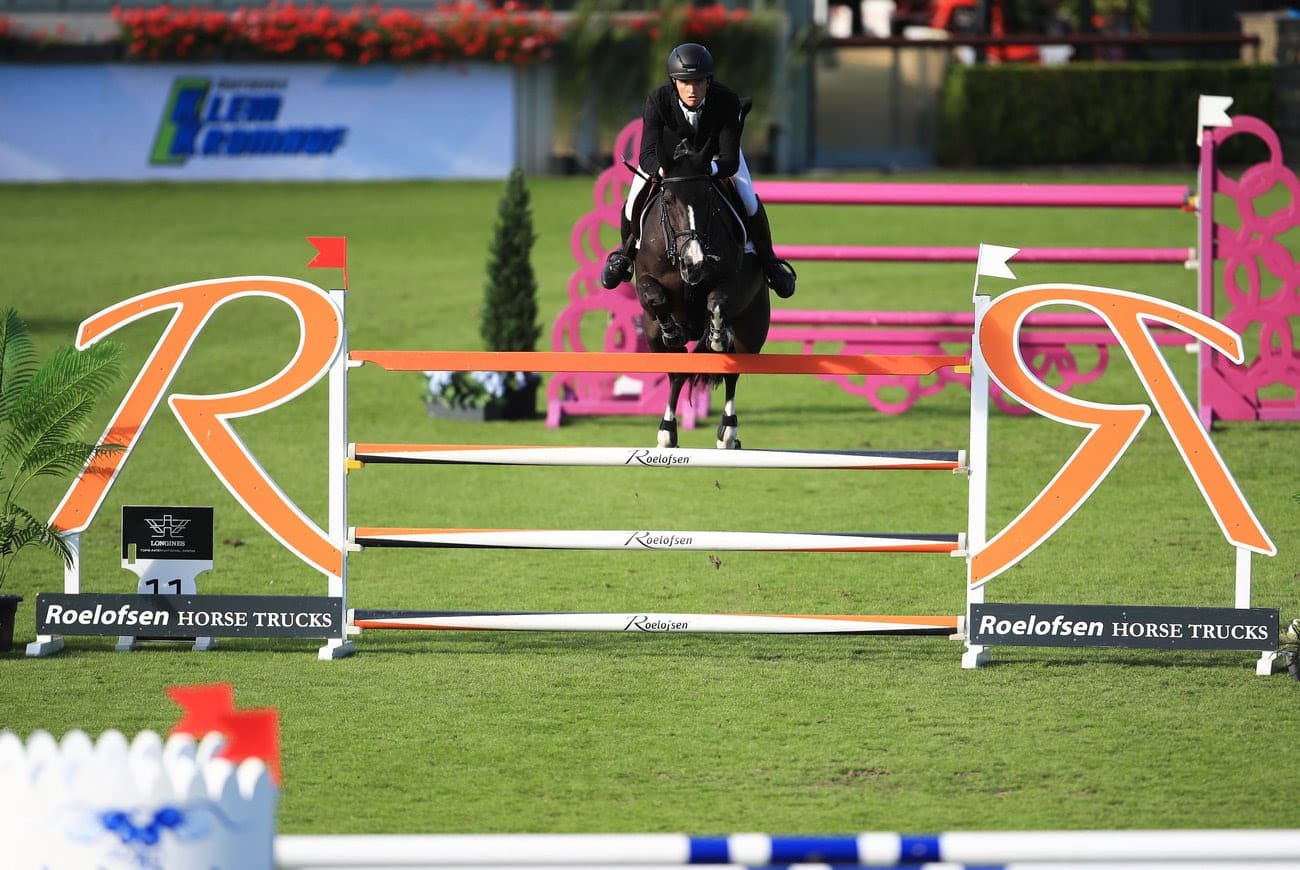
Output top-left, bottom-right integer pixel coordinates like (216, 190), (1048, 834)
(350, 350), (969, 377)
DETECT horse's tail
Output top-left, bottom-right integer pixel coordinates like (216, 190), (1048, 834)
(687, 373), (723, 392)
(687, 344), (724, 391)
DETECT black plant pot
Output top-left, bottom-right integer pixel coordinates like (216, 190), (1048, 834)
(426, 382), (539, 422)
(0, 594), (23, 654)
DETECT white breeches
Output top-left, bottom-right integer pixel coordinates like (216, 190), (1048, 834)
(626, 149), (758, 220)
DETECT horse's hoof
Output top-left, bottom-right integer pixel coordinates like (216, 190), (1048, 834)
(715, 414), (738, 449)
(706, 329), (733, 353)
(657, 420), (678, 448)
(660, 320), (686, 349)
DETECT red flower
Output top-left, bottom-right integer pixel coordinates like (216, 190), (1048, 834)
(106, 1), (648, 65)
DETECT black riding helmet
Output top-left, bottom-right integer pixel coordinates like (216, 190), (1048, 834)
(667, 43), (713, 81)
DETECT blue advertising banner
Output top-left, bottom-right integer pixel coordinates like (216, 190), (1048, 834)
(0, 63), (514, 180)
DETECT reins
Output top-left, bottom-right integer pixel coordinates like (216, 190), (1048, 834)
(658, 174), (728, 271)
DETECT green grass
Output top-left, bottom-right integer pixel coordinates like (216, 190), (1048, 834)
(0, 174), (1296, 835)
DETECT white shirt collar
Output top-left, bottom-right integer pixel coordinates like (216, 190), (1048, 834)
(679, 97), (705, 128)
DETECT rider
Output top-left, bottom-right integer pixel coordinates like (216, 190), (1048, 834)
(599, 42), (797, 299)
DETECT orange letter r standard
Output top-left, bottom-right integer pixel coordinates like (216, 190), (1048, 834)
(971, 285), (1274, 587)
(49, 277), (343, 579)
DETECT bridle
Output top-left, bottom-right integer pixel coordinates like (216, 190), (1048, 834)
(658, 173), (720, 272)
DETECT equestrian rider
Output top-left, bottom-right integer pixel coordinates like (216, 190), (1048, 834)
(599, 42), (797, 299)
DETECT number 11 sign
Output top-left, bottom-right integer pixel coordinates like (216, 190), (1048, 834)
(120, 505), (215, 651)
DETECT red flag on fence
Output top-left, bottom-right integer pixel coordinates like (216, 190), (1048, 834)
(168, 682), (283, 785)
(306, 236), (348, 290)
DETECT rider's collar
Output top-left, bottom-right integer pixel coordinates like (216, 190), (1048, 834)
(678, 96), (706, 116)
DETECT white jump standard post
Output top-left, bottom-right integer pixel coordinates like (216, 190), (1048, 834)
(963, 292), (992, 669)
(322, 288), (355, 660)
(26, 534), (77, 656)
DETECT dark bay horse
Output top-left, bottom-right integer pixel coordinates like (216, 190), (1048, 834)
(633, 150), (769, 449)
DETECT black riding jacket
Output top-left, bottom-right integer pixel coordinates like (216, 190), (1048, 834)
(638, 81), (744, 179)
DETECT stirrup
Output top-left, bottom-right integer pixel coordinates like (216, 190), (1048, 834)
(765, 259), (797, 299)
(601, 251), (633, 290)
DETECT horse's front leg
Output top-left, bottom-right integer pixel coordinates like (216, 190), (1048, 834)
(704, 289), (733, 353)
(716, 374), (740, 450)
(637, 275), (686, 349)
(658, 373), (687, 448)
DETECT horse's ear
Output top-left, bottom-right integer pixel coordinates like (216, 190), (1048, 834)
(739, 97), (754, 125)
(668, 138), (711, 177)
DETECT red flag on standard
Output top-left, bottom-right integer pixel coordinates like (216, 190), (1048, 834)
(168, 682), (283, 785)
(306, 236), (348, 289)
(167, 682), (235, 736)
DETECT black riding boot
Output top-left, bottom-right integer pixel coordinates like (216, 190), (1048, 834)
(746, 200), (797, 299)
(600, 212), (635, 290)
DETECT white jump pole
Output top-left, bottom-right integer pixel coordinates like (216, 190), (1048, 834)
(278, 863), (1300, 870)
(349, 611), (960, 635)
(274, 830), (1300, 868)
(350, 444), (965, 472)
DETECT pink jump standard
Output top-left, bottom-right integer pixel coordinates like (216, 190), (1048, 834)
(551, 99), (1298, 428)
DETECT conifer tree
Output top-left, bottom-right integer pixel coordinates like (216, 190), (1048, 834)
(481, 167), (540, 352)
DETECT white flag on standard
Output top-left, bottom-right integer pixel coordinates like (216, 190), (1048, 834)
(976, 243), (1020, 280)
(1197, 94), (1234, 146)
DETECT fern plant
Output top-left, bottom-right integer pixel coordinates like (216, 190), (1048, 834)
(0, 308), (124, 589)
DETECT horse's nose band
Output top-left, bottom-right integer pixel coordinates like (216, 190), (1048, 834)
(661, 175), (723, 277)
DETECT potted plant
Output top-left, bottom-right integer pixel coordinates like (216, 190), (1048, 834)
(1280, 617), (1300, 682)
(0, 308), (124, 652)
(423, 370), (542, 422)
(426, 166), (542, 422)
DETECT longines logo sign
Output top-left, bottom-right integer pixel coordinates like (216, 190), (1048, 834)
(123, 505), (213, 560)
(36, 594), (342, 639)
(971, 603), (1277, 650)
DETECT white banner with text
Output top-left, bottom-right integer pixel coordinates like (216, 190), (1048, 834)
(0, 63), (514, 181)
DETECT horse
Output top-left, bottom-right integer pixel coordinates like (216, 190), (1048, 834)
(632, 148), (770, 450)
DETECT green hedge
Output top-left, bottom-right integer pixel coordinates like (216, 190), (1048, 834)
(937, 62), (1275, 166)
(552, 3), (785, 164)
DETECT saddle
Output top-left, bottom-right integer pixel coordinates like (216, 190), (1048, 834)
(630, 176), (749, 255)
(712, 178), (753, 252)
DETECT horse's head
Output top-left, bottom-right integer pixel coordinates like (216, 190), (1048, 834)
(659, 150), (731, 287)
(660, 177), (712, 285)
